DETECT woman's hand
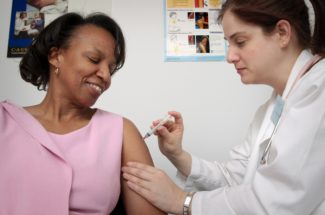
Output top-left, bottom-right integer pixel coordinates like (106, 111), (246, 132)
(122, 162), (186, 214)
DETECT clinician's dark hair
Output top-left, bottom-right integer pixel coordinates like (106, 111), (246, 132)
(218, 0), (325, 57)
(20, 12), (126, 91)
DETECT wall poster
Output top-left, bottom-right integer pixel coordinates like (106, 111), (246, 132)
(164, 0), (226, 62)
(7, 0), (112, 58)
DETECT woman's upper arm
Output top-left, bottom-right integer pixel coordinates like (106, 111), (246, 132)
(121, 117), (166, 215)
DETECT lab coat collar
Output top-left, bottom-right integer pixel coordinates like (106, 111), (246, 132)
(256, 50), (314, 145)
(282, 50), (314, 99)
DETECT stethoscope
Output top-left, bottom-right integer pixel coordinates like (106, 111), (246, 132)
(260, 54), (323, 165)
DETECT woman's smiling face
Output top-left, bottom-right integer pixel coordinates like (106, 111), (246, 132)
(49, 24), (117, 107)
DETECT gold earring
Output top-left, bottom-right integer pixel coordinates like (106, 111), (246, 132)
(54, 67), (59, 75)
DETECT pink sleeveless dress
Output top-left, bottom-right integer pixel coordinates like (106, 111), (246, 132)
(0, 101), (123, 215)
(48, 109), (123, 214)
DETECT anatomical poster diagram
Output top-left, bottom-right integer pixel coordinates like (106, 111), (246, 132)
(164, 0), (226, 62)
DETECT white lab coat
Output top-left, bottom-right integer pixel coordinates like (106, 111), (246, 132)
(180, 50), (325, 215)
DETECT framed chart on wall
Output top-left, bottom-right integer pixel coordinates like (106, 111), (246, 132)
(164, 0), (227, 62)
(7, 0), (112, 58)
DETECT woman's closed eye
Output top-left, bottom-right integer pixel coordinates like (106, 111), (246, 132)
(88, 56), (100, 64)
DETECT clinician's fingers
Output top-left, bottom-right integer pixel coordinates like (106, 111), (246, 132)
(122, 166), (153, 181)
(167, 111), (183, 125)
(122, 172), (151, 190)
(126, 180), (155, 201)
(152, 123), (170, 136)
(125, 162), (158, 174)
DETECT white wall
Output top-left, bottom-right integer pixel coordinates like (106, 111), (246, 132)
(0, 0), (272, 180)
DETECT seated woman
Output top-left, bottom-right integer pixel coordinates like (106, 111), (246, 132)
(0, 12), (165, 215)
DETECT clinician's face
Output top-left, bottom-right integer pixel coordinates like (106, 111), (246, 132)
(222, 11), (282, 85)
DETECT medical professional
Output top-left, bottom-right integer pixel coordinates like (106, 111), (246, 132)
(122, 0), (325, 214)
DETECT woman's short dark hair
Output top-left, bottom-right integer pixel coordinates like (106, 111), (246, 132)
(218, 0), (325, 57)
(20, 12), (126, 90)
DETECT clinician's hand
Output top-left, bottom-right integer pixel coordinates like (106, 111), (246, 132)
(154, 111), (184, 159)
(122, 162), (186, 215)
(154, 111), (192, 177)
